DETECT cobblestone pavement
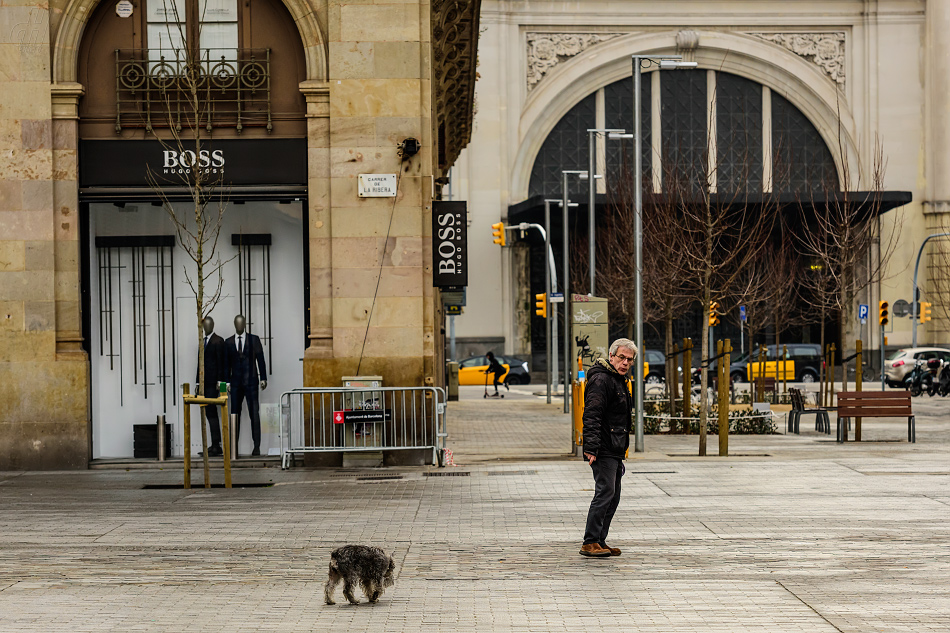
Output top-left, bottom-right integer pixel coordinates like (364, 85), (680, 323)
(1, 393), (949, 632)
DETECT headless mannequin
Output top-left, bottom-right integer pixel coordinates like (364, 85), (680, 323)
(198, 317), (226, 456)
(228, 315), (268, 456)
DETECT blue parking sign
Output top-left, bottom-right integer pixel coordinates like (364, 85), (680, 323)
(858, 304), (869, 320)
(739, 305), (747, 323)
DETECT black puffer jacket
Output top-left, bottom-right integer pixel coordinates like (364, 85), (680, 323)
(582, 359), (633, 459)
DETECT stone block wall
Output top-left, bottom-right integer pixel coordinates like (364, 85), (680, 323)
(0, 2), (89, 469)
(305, 0), (437, 388)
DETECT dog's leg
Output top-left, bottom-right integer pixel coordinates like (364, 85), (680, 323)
(324, 567), (341, 605)
(342, 577), (360, 605)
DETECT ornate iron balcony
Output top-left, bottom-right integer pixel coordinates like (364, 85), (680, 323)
(115, 48), (272, 134)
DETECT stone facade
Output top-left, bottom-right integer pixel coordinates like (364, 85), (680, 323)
(0, 0), (479, 468)
(454, 0), (950, 358)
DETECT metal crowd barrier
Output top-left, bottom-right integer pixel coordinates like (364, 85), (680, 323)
(280, 386), (447, 469)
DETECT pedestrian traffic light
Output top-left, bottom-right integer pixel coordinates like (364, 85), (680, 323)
(491, 222), (506, 246)
(919, 301), (932, 324)
(878, 300), (889, 326)
(708, 301), (720, 327)
(535, 293), (547, 318)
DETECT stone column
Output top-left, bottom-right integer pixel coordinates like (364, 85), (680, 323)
(929, 0), (950, 205)
(303, 1), (434, 387)
(0, 8), (88, 468)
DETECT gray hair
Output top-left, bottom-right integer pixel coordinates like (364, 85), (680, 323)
(609, 338), (638, 358)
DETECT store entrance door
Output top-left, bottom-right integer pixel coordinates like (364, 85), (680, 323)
(88, 199), (305, 459)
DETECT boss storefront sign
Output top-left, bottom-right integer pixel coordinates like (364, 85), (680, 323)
(79, 139), (307, 188)
(431, 200), (468, 288)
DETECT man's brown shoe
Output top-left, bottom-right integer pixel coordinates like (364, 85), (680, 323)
(579, 543), (611, 557)
(602, 545), (621, 556)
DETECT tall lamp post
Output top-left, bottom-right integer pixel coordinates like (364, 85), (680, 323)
(587, 128), (633, 295)
(911, 231), (950, 348)
(562, 170), (588, 415)
(631, 55), (696, 452)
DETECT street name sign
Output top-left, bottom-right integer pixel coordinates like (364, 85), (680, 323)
(358, 174), (397, 197)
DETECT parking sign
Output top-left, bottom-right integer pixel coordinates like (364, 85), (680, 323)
(858, 304), (869, 321)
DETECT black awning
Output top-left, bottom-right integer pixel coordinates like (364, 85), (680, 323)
(507, 190), (912, 226)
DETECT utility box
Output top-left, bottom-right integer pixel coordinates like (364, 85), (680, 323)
(446, 362), (459, 401)
(571, 295), (609, 373)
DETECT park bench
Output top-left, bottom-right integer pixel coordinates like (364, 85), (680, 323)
(787, 387), (830, 434)
(836, 391), (915, 443)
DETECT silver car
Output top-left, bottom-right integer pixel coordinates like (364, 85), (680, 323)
(883, 347), (950, 387)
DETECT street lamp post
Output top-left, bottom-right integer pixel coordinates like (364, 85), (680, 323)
(562, 170), (588, 415)
(543, 199), (573, 404)
(586, 129), (632, 295)
(912, 232), (950, 348)
(631, 55), (696, 452)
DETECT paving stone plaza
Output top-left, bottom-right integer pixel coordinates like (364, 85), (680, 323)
(1, 389), (949, 632)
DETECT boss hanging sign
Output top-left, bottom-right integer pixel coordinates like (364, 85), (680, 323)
(432, 200), (468, 287)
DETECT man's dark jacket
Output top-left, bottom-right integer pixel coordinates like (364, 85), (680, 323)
(225, 333), (267, 387)
(196, 333), (227, 396)
(582, 359), (633, 459)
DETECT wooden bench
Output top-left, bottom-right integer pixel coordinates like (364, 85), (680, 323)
(836, 391), (915, 443)
(787, 387), (830, 434)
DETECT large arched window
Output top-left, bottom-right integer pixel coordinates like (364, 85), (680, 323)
(528, 71), (837, 197)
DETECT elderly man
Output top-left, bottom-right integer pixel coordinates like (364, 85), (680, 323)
(580, 338), (637, 557)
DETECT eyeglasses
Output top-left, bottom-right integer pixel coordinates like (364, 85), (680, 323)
(613, 353), (635, 363)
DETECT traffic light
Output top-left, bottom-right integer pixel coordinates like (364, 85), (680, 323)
(491, 222), (506, 246)
(708, 301), (720, 327)
(919, 301), (932, 324)
(878, 300), (889, 327)
(535, 293), (547, 318)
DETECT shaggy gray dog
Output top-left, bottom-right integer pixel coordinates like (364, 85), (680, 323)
(324, 545), (395, 605)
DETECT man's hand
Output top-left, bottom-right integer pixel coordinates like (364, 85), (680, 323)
(584, 452), (597, 465)
(260, 380), (267, 391)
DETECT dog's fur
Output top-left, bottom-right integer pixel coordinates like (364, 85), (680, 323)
(324, 545), (395, 605)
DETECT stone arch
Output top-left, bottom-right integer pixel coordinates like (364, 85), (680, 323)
(511, 30), (860, 202)
(52, 0), (328, 85)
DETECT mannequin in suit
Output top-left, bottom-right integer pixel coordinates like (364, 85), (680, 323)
(197, 316), (226, 456)
(225, 314), (267, 456)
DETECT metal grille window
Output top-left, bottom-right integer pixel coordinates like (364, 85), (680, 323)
(528, 93), (595, 198)
(717, 73), (763, 193)
(772, 92), (838, 192)
(660, 69), (708, 192)
(604, 76), (650, 188)
(528, 71), (837, 198)
(119, 0), (271, 133)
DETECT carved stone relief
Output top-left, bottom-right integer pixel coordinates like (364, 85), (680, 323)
(526, 32), (624, 91)
(749, 32), (846, 86)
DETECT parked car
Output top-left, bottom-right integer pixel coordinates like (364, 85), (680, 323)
(883, 347), (950, 387)
(643, 349), (666, 383)
(725, 343), (823, 383)
(457, 355), (531, 385)
(497, 355), (531, 384)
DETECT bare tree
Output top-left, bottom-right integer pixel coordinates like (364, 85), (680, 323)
(795, 139), (900, 387)
(667, 136), (779, 455)
(143, 0), (231, 398)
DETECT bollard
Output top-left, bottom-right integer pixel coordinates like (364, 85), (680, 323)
(682, 338), (692, 434)
(855, 339), (863, 441)
(156, 414), (166, 462)
(183, 384), (192, 489)
(718, 339), (731, 456)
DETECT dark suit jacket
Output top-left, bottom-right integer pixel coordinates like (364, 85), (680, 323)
(225, 332), (267, 387)
(196, 333), (227, 396)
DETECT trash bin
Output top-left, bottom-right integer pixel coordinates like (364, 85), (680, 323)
(447, 362), (459, 401)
